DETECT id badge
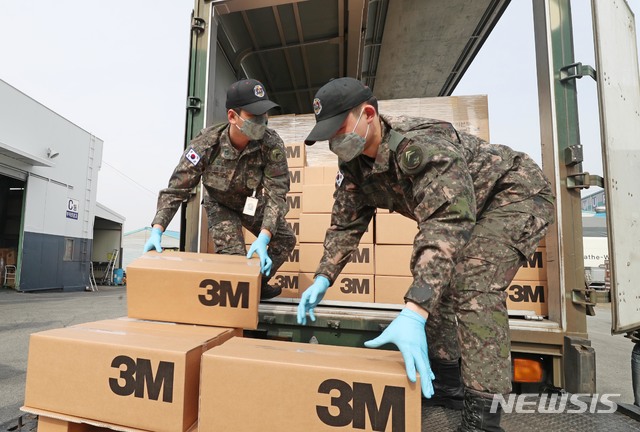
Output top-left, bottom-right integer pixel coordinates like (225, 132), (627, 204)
(243, 196), (258, 216)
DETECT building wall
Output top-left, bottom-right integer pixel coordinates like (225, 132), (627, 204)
(122, 229), (180, 271)
(581, 190), (606, 212)
(0, 80), (104, 291)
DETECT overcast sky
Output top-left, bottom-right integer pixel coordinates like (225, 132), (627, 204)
(0, 1), (638, 233)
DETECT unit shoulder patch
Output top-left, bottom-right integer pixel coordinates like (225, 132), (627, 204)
(399, 144), (427, 175)
(269, 147), (285, 163)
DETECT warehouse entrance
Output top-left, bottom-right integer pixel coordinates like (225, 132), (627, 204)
(0, 173), (25, 288)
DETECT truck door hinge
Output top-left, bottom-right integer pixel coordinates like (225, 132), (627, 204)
(191, 17), (206, 34)
(567, 172), (604, 190)
(560, 62), (597, 82)
(572, 286), (597, 316)
(187, 96), (202, 112)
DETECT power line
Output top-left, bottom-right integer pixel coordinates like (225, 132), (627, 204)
(102, 160), (158, 198)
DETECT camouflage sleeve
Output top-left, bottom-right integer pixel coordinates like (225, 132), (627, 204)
(402, 139), (477, 313)
(259, 130), (290, 236)
(150, 130), (213, 228)
(314, 175), (376, 285)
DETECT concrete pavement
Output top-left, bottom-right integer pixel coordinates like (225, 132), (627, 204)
(0, 286), (127, 427)
(0, 286), (637, 429)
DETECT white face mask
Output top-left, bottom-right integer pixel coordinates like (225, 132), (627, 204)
(235, 113), (268, 140)
(328, 108), (369, 162)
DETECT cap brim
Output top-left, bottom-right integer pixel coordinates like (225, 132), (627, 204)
(304, 110), (350, 145)
(240, 100), (280, 115)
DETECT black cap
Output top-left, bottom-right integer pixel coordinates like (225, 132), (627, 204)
(304, 77), (373, 145)
(226, 79), (279, 115)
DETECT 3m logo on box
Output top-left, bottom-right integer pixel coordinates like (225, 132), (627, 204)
(317, 379), (405, 431)
(521, 250), (544, 269)
(349, 248), (370, 264)
(287, 220), (299, 236)
(286, 193), (302, 218)
(286, 145), (301, 159)
(506, 280), (548, 316)
(287, 195), (301, 210)
(514, 247), (547, 281)
(198, 279), (249, 309)
(508, 283), (545, 303)
(289, 168), (303, 193)
(287, 249), (299, 263)
(109, 356), (174, 403)
(339, 276), (370, 294)
(272, 273), (299, 290)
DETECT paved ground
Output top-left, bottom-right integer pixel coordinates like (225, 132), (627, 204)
(0, 286), (637, 430)
(0, 286), (127, 427)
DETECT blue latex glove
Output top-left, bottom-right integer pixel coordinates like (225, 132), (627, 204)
(246, 232), (273, 276)
(296, 276), (330, 325)
(364, 308), (436, 398)
(143, 227), (163, 253)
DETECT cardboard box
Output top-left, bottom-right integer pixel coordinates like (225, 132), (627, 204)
(299, 243), (374, 275)
(378, 95), (490, 142)
(23, 319), (239, 432)
(271, 271), (300, 299)
(32, 413), (199, 432)
(298, 213), (373, 243)
(287, 218), (300, 242)
(514, 247), (547, 281)
(375, 245), (413, 276)
(299, 273), (374, 303)
(375, 213), (418, 244)
(301, 184), (335, 213)
(505, 280), (548, 316)
(285, 142), (306, 168)
(286, 193), (302, 218)
(37, 416), (111, 432)
(289, 167), (303, 193)
(126, 251), (261, 329)
(303, 165), (339, 185)
(375, 276), (412, 305)
(278, 245), (300, 272)
(199, 338), (420, 431)
(242, 219), (299, 244)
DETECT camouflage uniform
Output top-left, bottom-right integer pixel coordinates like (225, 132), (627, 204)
(151, 123), (296, 280)
(315, 115), (555, 395)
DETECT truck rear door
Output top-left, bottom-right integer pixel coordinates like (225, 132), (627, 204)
(592, 0), (640, 334)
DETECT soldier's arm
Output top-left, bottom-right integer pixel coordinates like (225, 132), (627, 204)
(259, 131), (290, 236)
(151, 131), (210, 228)
(314, 174), (376, 285)
(402, 139), (477, 313)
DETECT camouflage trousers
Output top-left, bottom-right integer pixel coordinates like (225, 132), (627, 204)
(426, 193), (555, 395)
(207, 203), (296, 282)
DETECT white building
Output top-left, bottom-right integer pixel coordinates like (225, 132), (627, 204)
(122, 228), (180, 271)
(0, 79), (123, 291)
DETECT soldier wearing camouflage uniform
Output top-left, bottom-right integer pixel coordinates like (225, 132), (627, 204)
(145, 79), (296, 300)
(297, 78), (554, 432)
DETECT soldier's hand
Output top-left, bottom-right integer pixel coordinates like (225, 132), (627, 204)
(364, 308), (436, 398)
(246, 232), (273, 276)
(143, 227), (163, 253)
(297, 276), (330, 325)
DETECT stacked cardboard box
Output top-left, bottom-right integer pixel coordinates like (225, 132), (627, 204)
(298, 170), (376, 303)
(23, 249), (420, 431)
(263, 95), (548, 317)
(22, 253), (259, 431)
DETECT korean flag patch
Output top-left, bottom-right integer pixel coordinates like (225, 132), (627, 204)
(185, 148), (201, 166)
